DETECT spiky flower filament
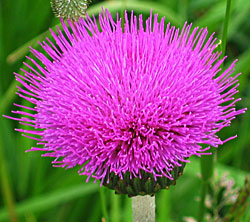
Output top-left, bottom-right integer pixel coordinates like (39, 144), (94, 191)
(7, 10), (245, 186)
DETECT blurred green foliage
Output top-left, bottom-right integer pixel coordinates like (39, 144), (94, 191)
(0, 0), (249, 221)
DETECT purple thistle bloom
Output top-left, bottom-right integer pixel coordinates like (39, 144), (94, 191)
(6, 9), (245, 185)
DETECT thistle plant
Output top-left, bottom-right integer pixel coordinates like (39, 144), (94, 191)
(4, 3), (246, 222)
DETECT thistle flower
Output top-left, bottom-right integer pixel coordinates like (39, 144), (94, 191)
(6, 9), (245, 196)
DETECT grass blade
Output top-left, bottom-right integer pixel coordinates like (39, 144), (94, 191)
(0, 183), (98, 221)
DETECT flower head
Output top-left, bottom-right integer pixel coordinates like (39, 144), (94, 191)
(7, 9), (245, 193)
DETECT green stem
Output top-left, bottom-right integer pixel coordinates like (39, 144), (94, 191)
(99, 187), (109, 222)
(157, 191), (170, 222)
(220, 0), (232, 61)
(0, 122), (18, 222)
(198, 153), (214, 221)
(198, 181), (208, 222)
(111, 193), (120, 222)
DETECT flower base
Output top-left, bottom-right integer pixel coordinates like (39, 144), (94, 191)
(103, 163), (186, 197)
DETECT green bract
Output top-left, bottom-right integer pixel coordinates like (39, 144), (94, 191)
(103, 163), (186, 197)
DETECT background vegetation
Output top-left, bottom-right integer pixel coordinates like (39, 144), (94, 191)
(0, 0), (249, 221)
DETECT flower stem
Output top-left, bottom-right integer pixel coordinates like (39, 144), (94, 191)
(198, 153), (214, 222)
(99, 187), (109, 222)
(220, 0), (232, 61)
(198, 180), (209, 222)
(132, 195), (155, 222)
(111, 193), (120, 222)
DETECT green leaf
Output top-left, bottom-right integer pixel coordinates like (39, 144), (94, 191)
(0, 183), (98, 221)
(88, 0), (183, 27)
